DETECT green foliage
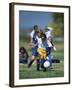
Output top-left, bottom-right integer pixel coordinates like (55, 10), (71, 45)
(48, 13), (64, 37)
(48, 23), (64, 37)
(53, 13), (64, 23)
(19, 34), (30, 42)
(52, 13), (64, 30)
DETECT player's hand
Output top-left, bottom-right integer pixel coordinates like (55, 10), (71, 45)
(53, 46), (56, 51)
(29, 43), (34, 48)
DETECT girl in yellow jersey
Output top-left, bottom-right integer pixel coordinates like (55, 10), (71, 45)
(36, 31), (49, 71)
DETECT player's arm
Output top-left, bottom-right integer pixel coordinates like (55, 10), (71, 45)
(51, 42), (56, 51)
(29, 31), (34, 47)
(50, 41), (57, 51)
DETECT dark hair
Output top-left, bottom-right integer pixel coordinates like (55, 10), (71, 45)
(20, 47), (25, 52)
(41, 33), (46, 40)
(19, 47), (29, 57)
(33, 25), (38, 30)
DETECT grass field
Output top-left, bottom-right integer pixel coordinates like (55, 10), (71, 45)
(19, 60), (64, 79)
(19, 37), (64, 79)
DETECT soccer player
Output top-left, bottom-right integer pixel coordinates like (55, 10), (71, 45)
(36, 31), (49, 71)
(45, 26), (56, 67)
(45, 26), (56, 51)
(28, 25), (40, 70)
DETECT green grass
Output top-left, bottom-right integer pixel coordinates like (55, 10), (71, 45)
(19, 60), (64, 79)
(19, 38), (64, 79)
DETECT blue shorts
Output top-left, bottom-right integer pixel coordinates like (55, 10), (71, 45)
(40, 59), (45, 65)
(32, 47), (38, 56)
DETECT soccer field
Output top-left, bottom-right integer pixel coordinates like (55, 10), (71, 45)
(19, 51), (64, 79)
(19, 38), (64, 79)
(19, 60), (64, 79)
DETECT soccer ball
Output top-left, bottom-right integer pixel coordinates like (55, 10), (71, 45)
(43, 61), (50, 68)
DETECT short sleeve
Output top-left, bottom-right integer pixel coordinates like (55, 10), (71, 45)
(30, 30), (35, 39)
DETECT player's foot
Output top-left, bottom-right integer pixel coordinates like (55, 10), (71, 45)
(43, 68), (46, 72)
(41, 64), (44, 69)
(48, 66), (53, 69)
(37, 69), (40, 71)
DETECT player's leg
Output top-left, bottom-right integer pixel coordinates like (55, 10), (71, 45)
(40, 59), (47, 71)
(46, 54), (53, 69)
(36, 50), (40, 71)
(36, 58), (40, 71)
(37, 48), (47, 71)
(28, 48), (36, 68)
(28, 55), (35, 68)
(40, 54), (46, 71)
(41, 58), (45, 68)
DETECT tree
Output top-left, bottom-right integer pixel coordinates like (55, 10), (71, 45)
(48, 23), (63, 37)
(48, 13), (64, 37)
(52, 13), (64, 30)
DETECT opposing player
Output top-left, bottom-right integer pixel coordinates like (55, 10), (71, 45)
(37, 32), (48, 71)
(45, 26), (57, 68)
(45, 26), (56, 51)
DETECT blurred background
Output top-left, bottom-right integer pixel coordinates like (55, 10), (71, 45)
(19, 10), (64, 79)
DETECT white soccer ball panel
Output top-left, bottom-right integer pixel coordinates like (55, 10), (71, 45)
(44, 61), (50, 68)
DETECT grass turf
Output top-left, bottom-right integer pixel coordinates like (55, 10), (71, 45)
(19, 58), (64, 79)
(19, 39), (64, 79)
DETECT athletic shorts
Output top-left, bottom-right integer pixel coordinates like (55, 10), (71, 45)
(32, 47), (38, 56)
(46, 47), (51, 55)
(37, 48), (46, 60)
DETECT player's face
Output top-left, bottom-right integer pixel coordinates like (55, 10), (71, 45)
(45, 29), (49, 32)
(34, 26), (38, 31)
(37, 32), (41, 38)
(21, 49), (24, 54)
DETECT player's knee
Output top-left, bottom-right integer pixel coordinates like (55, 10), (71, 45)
(31, 56), (35, 60)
